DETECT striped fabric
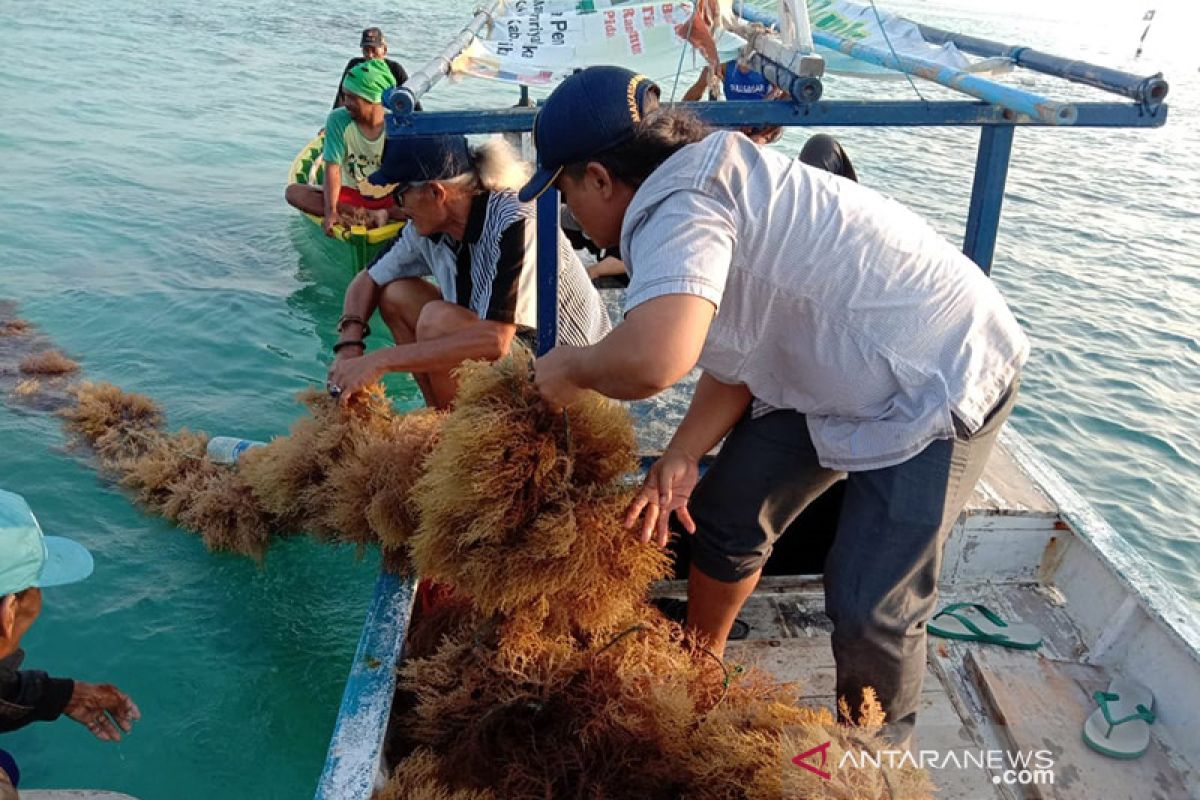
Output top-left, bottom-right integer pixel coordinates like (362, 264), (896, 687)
(366, 190), (609, 347)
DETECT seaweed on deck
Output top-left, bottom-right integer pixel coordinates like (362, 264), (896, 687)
(58, 353), (932, 798)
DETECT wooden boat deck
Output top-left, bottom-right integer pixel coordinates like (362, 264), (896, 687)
(653, 439), (1200, 799)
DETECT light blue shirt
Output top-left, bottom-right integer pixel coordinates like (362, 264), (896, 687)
(621, 132), (1029, 471)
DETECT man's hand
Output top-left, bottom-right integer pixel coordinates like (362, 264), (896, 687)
(65, 681), (141, 742)
(624, 447), (700, 547)
(327, 349), (384, 403)
(533, 346), (587, 410)
(322, 210), (340, 237)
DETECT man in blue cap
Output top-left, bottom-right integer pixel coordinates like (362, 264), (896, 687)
(522, 66), (1026, 750)
(327, 133), (609, 408)
(0, 489), (140, 793)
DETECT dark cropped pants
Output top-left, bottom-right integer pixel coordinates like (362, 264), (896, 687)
(688, 381), (1018, 746)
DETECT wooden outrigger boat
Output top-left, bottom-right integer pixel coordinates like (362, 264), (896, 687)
(314, 2), (1193, 798)
(287, 133), (404, 273)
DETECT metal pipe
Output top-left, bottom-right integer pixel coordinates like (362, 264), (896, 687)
(380, 100), (1165, 137)
(915, 23), (1168, 111)
(384, 0), (504, 116)
(963, 125), (1015, 273)
(535, 187), (560, 355)
(732, 0), (1077, 125)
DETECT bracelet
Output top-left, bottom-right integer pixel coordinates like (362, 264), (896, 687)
(337, 314), (371, 338)
(332, 339), (365, 354)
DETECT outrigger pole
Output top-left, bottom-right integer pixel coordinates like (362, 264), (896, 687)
(731, 0), (1078, 125)
(914, 22), (1168, 111)
(383, 0), (505, 118)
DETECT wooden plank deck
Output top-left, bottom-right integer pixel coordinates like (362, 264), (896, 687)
(649, 442), (1200, 799)
(675, 582), (1200, 800)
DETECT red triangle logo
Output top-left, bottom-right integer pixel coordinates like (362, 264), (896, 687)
(792, 741), (832, 780)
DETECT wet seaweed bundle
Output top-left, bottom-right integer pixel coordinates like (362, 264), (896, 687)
(55, 350), (931, 797)
(386, 357), (933, 799)
(61, 381), (442, 563)
(1, 300), (81, 413)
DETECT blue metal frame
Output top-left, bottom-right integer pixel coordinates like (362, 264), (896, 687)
(387, 100), (1165, 139)
(535, 188), (561, 355)
(963, 125), (1015, 273)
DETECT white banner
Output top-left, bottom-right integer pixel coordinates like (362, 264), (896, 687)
(453, 0), (698, 86)
(804, 0), (974, 76)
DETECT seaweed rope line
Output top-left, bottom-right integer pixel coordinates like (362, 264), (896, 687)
(868, 0), (927, 103)
(592, 624), (742, 714)
(523, 361), (574, 478)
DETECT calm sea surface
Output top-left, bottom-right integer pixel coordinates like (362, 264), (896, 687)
(0, 0), (1196, 795)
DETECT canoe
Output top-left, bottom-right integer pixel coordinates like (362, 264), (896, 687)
(287, 134), (403, 273)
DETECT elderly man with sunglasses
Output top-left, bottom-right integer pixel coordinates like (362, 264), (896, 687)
(326, 135), (609, 409)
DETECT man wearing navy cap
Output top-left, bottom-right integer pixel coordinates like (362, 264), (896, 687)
(0, 489), (140, 794)
(522, 66), (1027, 750)
(327, 133), (609, 408)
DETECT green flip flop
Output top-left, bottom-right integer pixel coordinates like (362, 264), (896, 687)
(926, 602), (1043, 650)
(1082, 678), (1156, 759)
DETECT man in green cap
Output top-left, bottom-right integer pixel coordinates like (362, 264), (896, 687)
(0, 488), (140, 794)
(285, 59), (397, 235)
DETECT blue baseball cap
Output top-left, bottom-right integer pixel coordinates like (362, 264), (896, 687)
(365, 134), (474, 196)
(518, 66), (660, 203)
(0, 489), (94, 597)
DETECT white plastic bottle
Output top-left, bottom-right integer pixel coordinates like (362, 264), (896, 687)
(206, 436), (267, 464)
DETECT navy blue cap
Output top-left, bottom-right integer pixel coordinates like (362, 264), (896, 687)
(518, 66), (659, 203)
(366, 134), (473, 193)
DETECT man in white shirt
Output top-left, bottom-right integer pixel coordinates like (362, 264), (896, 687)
(521, 66), (1028, 747)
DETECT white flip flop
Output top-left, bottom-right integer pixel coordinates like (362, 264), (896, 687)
(1082, 677), (1156, 759)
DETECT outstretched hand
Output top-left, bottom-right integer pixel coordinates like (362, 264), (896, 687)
(65, 681), (141, 742)
(624, 448), (700, 547)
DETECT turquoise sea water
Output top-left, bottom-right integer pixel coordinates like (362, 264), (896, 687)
(0, 0), (1196, 795)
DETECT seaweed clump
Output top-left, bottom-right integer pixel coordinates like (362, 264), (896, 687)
(60, 382), (440, 564)
(19, 350), (79, 376)
(58, 355), (932, 798)
(386, 356), (933, 799)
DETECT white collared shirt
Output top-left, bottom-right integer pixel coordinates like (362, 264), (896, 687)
(621, 131), (1029, 471)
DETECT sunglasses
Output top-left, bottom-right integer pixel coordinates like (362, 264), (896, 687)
(393, 182), (426, 209)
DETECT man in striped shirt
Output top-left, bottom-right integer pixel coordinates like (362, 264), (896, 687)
(328, 134), (609, 409)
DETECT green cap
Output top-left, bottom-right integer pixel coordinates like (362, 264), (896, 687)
(341, 58), (396, 104)
(0, 489), (94, 597)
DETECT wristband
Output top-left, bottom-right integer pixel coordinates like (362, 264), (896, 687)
(337, 314), (371, 338)
(332, 339), (365, 354)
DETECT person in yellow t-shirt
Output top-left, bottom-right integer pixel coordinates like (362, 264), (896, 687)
(285, 59), (396, 234)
